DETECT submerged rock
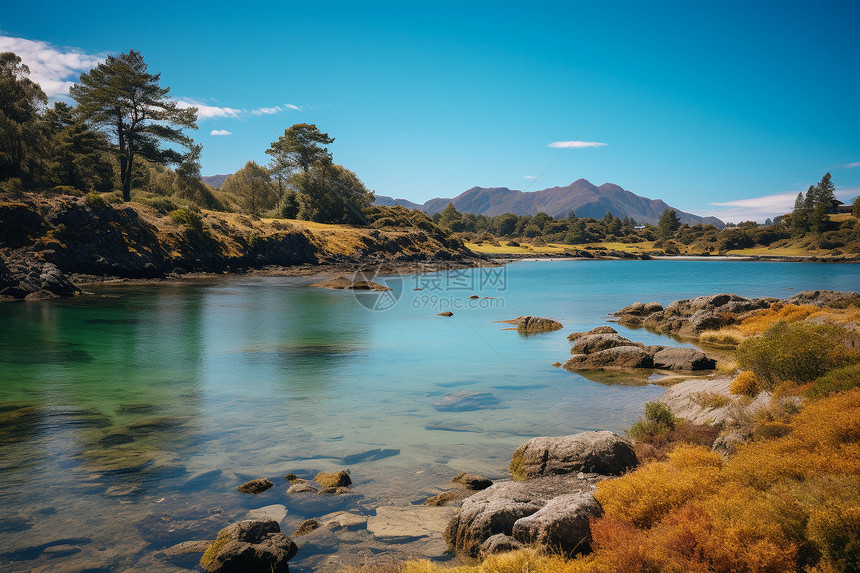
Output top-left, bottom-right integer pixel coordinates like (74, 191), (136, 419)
(510, 431), (637, 480)
(433, 390), (501, 412)
(310, 276), (391, 291)
(292, 519), (320, 536)
(367, 506), (456, 540)
(200, 519), (297, 573)
(424, 489), (473, 506)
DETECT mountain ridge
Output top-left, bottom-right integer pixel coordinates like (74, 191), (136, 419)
(410, 179), (724, 227)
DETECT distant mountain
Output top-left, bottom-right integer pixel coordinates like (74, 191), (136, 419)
(373, 195), (423, 210)
(202, 174), (229, 189)
(417, 179), (724, 227)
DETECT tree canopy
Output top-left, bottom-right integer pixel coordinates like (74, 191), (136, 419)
(70, 50), (198, 201)
(221, 161), (279, 217)
(658, 209), (681, 238)
(0, 52), (48, 187)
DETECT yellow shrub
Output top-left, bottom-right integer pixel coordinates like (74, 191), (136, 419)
(730, 371), (759, 396)
(738, 303), (822, 336)
(595, 446), (723, 528)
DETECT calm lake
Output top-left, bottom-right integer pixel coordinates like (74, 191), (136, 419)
(1, 260), (858, 571)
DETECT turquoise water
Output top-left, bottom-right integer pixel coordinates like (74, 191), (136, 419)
(0, 260), (858, 571)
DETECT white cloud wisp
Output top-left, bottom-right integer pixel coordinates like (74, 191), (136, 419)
(210, 129), (232, 136)
(548, 140), (608, 148)
(0, 35), (104, 98)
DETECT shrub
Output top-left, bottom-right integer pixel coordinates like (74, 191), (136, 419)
(139, 196), (178, 215)
(85, 190), (107, 209)
(730, 371), (760, 396)
(736, 321), (860, 389)
(806, 363), (860, 399)
(595, 445), (723, 528)
(627, 401), (675, 442)
(168, 208), (203, 232)
(692, 392), (731, 409)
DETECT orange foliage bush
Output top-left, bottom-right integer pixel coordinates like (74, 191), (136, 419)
(582, 389), (860, 573)
(730, 370), (759, 396)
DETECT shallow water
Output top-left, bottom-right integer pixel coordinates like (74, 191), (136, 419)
(0, 260), (858, 571)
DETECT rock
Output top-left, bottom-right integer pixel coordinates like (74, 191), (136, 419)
(452, 472), (493, 490)
(516, 316), (563, 334)
(659, 377), (771, 426)
(246, 504), (287, 524)
(479, 533), (525, 556)
(314, 470), (351, 488)
(237, 478), (274, 494)
(367, 506), (457, 540)
(563, 346), (653, 371)
(785, 290), (860, 308)
(510, 492), (602, 556)
(712, 431), (747, 457)
(292, 519), (319, 536)
(445, 474), (593, 557)
(651, 347), (716, 370)
(40, 543), (82, 557)
(200, 519), (297, 573)
(552, 361), (562, 367)
(287, 482), (318, 494)
(318, 486), (351, 495)
(437, 311), (454, 317)
(570, 333), (642, 354)
(104, 483), (143, 497)
(160, 539), (213, 564)
(135, 512), (231, 547)
(567, 326), (618, 341)
(424, 489), (473, 506)
(318, 511), (367, 530)
(310, 276), (391, 291)
(433, 390), (501, 412)
(510, 431), (637, 480)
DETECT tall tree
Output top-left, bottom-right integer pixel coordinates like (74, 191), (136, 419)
(293, 161), (373, 225)
(70, 50), (198, 201)
(0, 52), (48, 187)
(266, 123), (334, 180)
(816, 172), (836, 212)
(221, 161), (279, 217)
(45, 101), (114, 191)
(657, 208), (681, 238)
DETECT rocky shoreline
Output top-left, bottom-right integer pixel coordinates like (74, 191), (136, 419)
(0, 193), (483, 302)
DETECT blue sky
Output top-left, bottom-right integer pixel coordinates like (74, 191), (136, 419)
(1, 1), (858, 221)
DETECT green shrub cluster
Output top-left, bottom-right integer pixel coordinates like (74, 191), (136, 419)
(736, 321), (860, 389)
(168, 208), (203, 232)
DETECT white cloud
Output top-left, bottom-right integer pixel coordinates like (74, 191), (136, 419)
(523, 175), (538, 179)
(285, 103), (302, 111)
(842, 162), (860, 169)
(176, 99), (242, 119)
(210, 129), (231, 136)
(0, 35), (104, 98)
(548, 140), (608, 148)
(251, 106), (282, 116)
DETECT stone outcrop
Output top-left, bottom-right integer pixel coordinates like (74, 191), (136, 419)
(563, 345), (654, 371)
(500, 316), (563, 333)
(651, 347), (716, 370)
(570, 333), (643, 354)
(510, 492), (602, 555)
(444, 474), (603, 558)
(567, 326), (618, 342)
(614, 294), (775, 338)
(199, 519), (297, 573)
(510, 431), (637, 480)
(452, 472), (493, 490)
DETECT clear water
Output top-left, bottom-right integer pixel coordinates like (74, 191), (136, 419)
(0, 260), (857, 571)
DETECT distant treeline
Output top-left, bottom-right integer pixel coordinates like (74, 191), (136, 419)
(432, 173), (860, 254)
